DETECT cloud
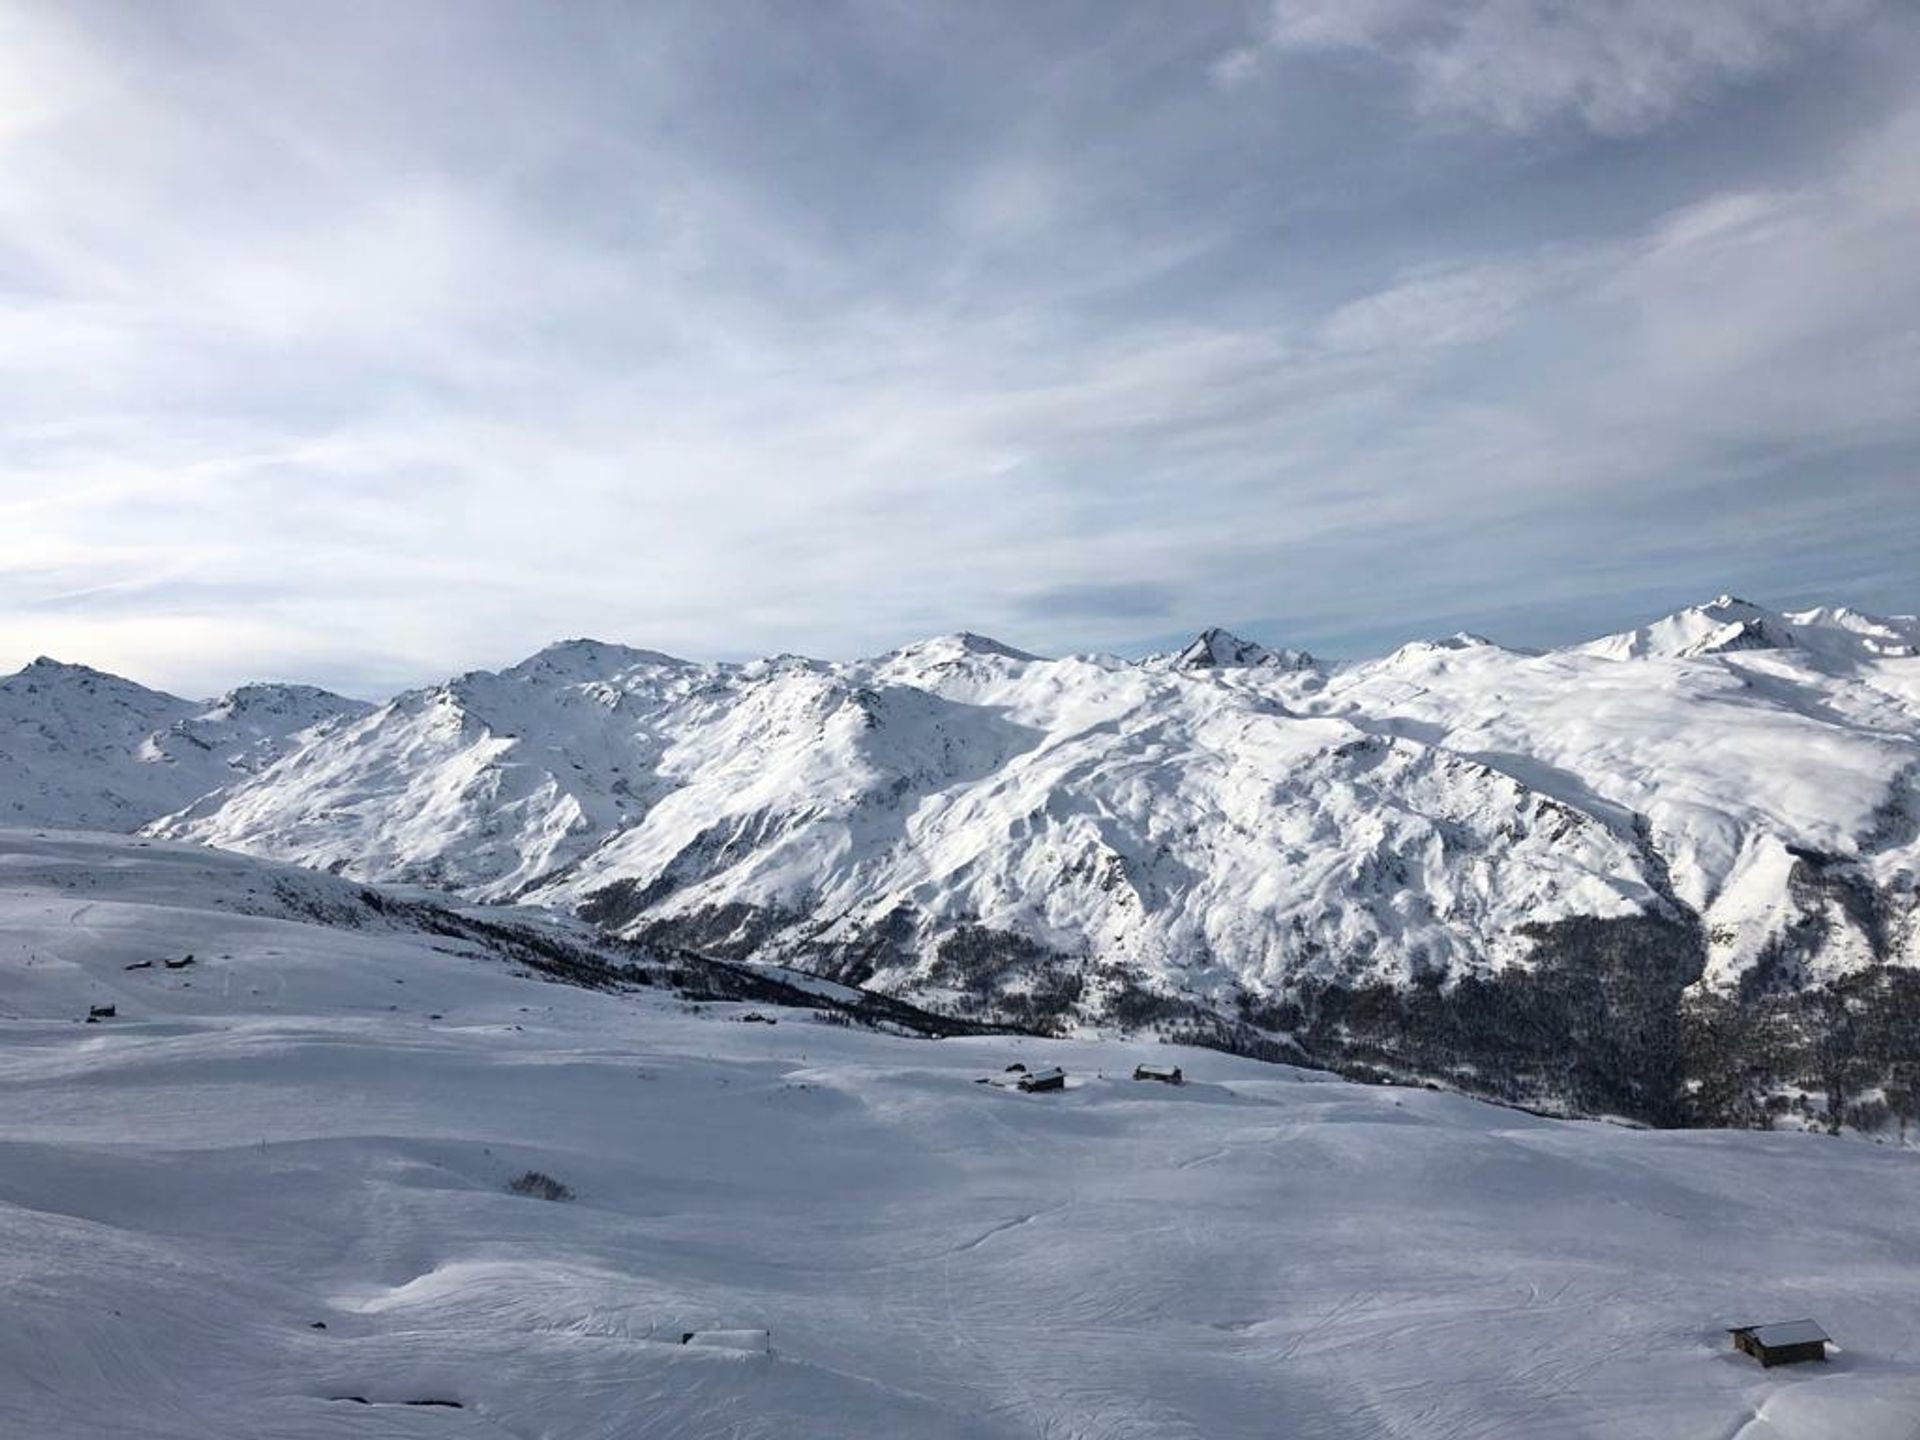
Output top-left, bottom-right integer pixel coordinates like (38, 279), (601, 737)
(1318, 260), (1566, 352)
(1237, 0), (1875, 135)
(1011, 581), (1179, 624)
(0, 3), (1915, 691)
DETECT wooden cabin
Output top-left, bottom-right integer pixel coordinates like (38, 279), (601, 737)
(1133, 1063), (1183, 1085)
(1728, 1320), (1830, 1367)
(679, 1328), (771, 1353)
(1017, 1066), (1066, 1093)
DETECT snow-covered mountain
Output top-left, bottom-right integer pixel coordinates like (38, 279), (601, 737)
(9, 596), (1919, 1121)
(156, 632), (1667, 994)
(153, 600), (1918, 998)
(1580, 593), (1920, 664)
(0, 659), (367, 830)
(1144, 626), (1318, 672)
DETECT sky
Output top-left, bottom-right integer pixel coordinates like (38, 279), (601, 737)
(2, 0), (1918, 698)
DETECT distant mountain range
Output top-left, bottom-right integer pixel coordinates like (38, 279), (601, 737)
(0, 659), (367, 830)
(5, 595), (1917, 1127)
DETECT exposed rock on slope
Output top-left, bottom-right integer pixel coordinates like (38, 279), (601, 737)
(1149, 626), (1318, 671)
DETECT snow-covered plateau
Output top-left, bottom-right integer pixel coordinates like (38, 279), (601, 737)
(4, 830), (1918, 1439)
(3, 594), (1918, 1125)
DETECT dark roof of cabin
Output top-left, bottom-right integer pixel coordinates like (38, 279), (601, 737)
(1731, 1320), (1829, 1347)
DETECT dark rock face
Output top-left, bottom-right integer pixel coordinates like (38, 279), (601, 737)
(1749, 846), (1909, 992)
(802, 904), (919, 988)
(620, 900), (804, 961)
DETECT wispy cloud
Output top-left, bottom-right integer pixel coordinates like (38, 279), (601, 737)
(0, 1), (1913, 693)
(1226, 0), (1875, 135)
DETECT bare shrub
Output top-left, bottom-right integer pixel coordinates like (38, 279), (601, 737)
(506, 1169), (574, 1202)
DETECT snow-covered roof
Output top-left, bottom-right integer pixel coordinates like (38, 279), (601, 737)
(1734, 1320), (1829, 1347)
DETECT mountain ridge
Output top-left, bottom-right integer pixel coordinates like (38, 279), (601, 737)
(0, 658), (367, 831)
(5, 597), (1918, 1124)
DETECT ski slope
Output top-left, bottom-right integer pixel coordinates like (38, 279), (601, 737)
(3, 830), (1918, 1439)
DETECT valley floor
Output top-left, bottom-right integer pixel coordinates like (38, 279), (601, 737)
(2, 832), (1917, 1439)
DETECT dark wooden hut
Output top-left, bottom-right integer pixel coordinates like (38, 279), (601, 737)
(1017, 1066), (1066, 1093)
(1133, 1063), (1183, 1084)
(1728, 1320), (1829, 1367)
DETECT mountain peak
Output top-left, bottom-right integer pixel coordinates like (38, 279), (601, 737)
(20, 656), (115, 679)
(1577, 596), (1887, 663)
(214, 681), (351, 705)
(1164, 628), (1315, 671)
(505, 638), (694, 681)
(6, 656), (175, 699)
(1782, 603), (1920, 659)
(885, 632), (1041, 667)
(1386, 632), (1510, 664)
(947, 631), (1038, 660)
(196, 683), (369, 727)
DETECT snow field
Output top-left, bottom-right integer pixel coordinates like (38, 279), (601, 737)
(3, 832), (1919, 1438)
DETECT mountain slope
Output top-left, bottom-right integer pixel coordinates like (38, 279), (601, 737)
(159, 637), (1671, 1000)
(156, 640), (719, 895)
(1318, 621), (1919, 988)
(0, 659), (366, 830)
(1581, 594), (1920, 665)
(13, 599), (1919, 1121)
(158, 604), (1918, 1004)
(1144, 626), (1317, 671)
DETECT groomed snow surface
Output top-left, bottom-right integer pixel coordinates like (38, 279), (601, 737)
(4, 832), (1918, 1439)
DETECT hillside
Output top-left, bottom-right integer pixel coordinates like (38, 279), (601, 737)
(5, 597), (1917, 1123)
(3, 830), (1918, 1439)
(0, 659), (366, 830)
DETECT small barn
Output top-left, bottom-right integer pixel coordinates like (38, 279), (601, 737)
(679, 1329), (771, 1354)
(1133, 1063), (1183, 1085)
(1728, 1320), (1830, 1367)
(1017, 1066), (1066, 1093)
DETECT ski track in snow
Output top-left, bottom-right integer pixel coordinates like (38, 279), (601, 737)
(3, 831), (1920, 1438)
